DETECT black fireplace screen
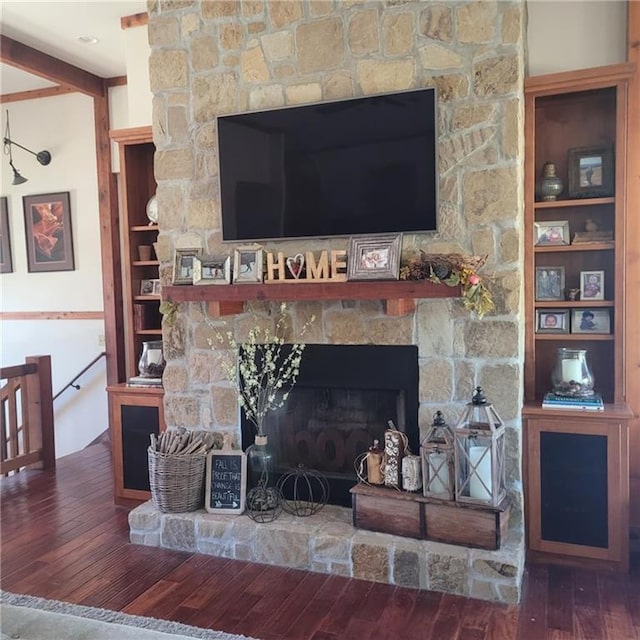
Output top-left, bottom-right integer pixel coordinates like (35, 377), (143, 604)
(241, 344), (419, 506)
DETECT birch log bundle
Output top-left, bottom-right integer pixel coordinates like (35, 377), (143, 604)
(149, 427), (212, 455)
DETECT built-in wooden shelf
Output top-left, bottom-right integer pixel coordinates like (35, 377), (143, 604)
(534, 197), (614, 210)
(535, 333), (614, 342)
(534, 242), (614, 253)
(163, 280), (461, 318)
(533, 300), (613, 308)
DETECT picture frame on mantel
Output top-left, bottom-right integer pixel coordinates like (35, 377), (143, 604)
(233, 245), (263, 284)
(347, 234), (402, 281)
(23, 192), (75, 273)
(172, 248), (202, 285)
(1, 197), (13, 274)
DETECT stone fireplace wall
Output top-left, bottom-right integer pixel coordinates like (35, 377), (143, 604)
(146, 0), (526, 601)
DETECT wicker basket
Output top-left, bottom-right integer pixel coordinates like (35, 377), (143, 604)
(148, 447), (207, 513)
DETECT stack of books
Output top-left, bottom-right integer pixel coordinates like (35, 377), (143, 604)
(127, 375), (163, 388)
(542, 392), (604, 411)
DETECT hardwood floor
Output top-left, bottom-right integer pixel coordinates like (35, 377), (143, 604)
(1, 444), (639, 639)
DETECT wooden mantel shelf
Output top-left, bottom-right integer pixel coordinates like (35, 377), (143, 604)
(163, 280), (461, 317)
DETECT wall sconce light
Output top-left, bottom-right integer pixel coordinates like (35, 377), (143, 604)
(3, 110), (52, 185)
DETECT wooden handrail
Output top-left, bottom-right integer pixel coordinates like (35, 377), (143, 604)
(53, 351), (106, 401)
(1, 355), (55, 475)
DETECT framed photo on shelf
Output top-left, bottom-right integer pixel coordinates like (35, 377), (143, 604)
(567, 145), (614, 199)
(23, 192), (75, 272)
(534, 220), (570, 246)
(172, 248), (202, 285)
(580, 270), (604, 301)
(347, 234), (402, 281)
(535, 266), (565, 301)
(536, 309), (569, 334)
(140, 278), (160, 296)
(233, 245), (263, 283)
(1, 197), (13, 274)
(193, 255), (231, 285)
(571, 308), (611, 334)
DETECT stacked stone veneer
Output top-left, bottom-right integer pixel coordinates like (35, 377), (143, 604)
(145, 0), (526, 603)
(130, 501), (522, 603)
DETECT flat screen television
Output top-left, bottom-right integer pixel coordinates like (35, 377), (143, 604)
(217, 87), (438, 242)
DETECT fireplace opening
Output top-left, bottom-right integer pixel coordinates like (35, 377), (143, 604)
(241, 344), (419, 506)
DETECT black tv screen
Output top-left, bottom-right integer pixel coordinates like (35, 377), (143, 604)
(217, 88), (438, 242)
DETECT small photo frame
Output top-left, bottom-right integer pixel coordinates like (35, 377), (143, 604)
(536, 309), (569, 334)
(567, 145), (614, 199)
(23, 191), (75, 272)
(140, 278), (160, 296)
(1, 197), (13, 274)
(347, 234), (402, 281)
(534, 220), (570, 246)
(193, 255), (231, 285)
(580, 270), (604, 301)
(233, 245), (263, 283)
(571, 308), (611, 334)
(172, 248), (202, 285)
(535, 266), (565, 301)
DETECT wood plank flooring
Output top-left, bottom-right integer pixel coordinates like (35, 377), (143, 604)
(1, 444), (639, 639)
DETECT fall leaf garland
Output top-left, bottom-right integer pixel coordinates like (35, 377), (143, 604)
(399, 252), (495, 318)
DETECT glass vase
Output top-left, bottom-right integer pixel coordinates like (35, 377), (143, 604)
(245, 434), (282, 522)
(138, 340), (165, 378)
(551, 348), (594, 397)
(246, 435), (275, 490)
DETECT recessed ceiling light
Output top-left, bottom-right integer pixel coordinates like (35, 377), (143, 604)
(77, 35), (99, 45)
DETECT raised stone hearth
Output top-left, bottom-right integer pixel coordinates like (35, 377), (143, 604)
(129, 501), (523, 604)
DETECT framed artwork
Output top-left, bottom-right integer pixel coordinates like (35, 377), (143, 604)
(23, 192), (74, 272)
(193, 255), (231, 285)
(172, 248), (202, 285)
(534, 266), (565, 301)
(1, 197), (12, 274)
(347, 234), (402, 281)
(534, 220), (570, 246)
(140, 278), (160, 296)
(567, 145), (614, 199)
(536, 309), (569, 334)
(233, 245), (263, 283)
(580, 270), (604, 301)
(571, 308), (610, 334)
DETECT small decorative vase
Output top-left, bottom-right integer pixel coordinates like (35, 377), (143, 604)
(539, 162), (564, 201)
(551, 348), (594, 397)
(138, 340), (165, 378)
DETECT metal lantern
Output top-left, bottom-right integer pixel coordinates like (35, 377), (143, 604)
(421, 410), (455, 501)
(454, 387), (506, 507)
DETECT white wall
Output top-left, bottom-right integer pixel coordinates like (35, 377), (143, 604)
(124, 25), (152, 127)
(1, 93), (108, 458)
(527, 1), (627, 75)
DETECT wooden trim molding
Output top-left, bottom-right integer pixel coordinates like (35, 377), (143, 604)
(121, 12), (148, 29)
(0, 85), (75, 103)
(106, 76), (127, 88)
(0, 35), (104, 97)
(0, 312), (104, 320)
(626, 0), (640, 539)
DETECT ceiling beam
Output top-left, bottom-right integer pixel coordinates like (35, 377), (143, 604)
(0, 35), (104, 97)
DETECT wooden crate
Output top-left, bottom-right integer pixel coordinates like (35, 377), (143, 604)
(350, 484), (510, 550)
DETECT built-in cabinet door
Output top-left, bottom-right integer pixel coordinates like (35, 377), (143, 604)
(108, 384), (165, 505)
(524, 410), (629, 571)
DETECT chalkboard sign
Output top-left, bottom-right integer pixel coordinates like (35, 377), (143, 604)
(205, 449), (247, 514)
